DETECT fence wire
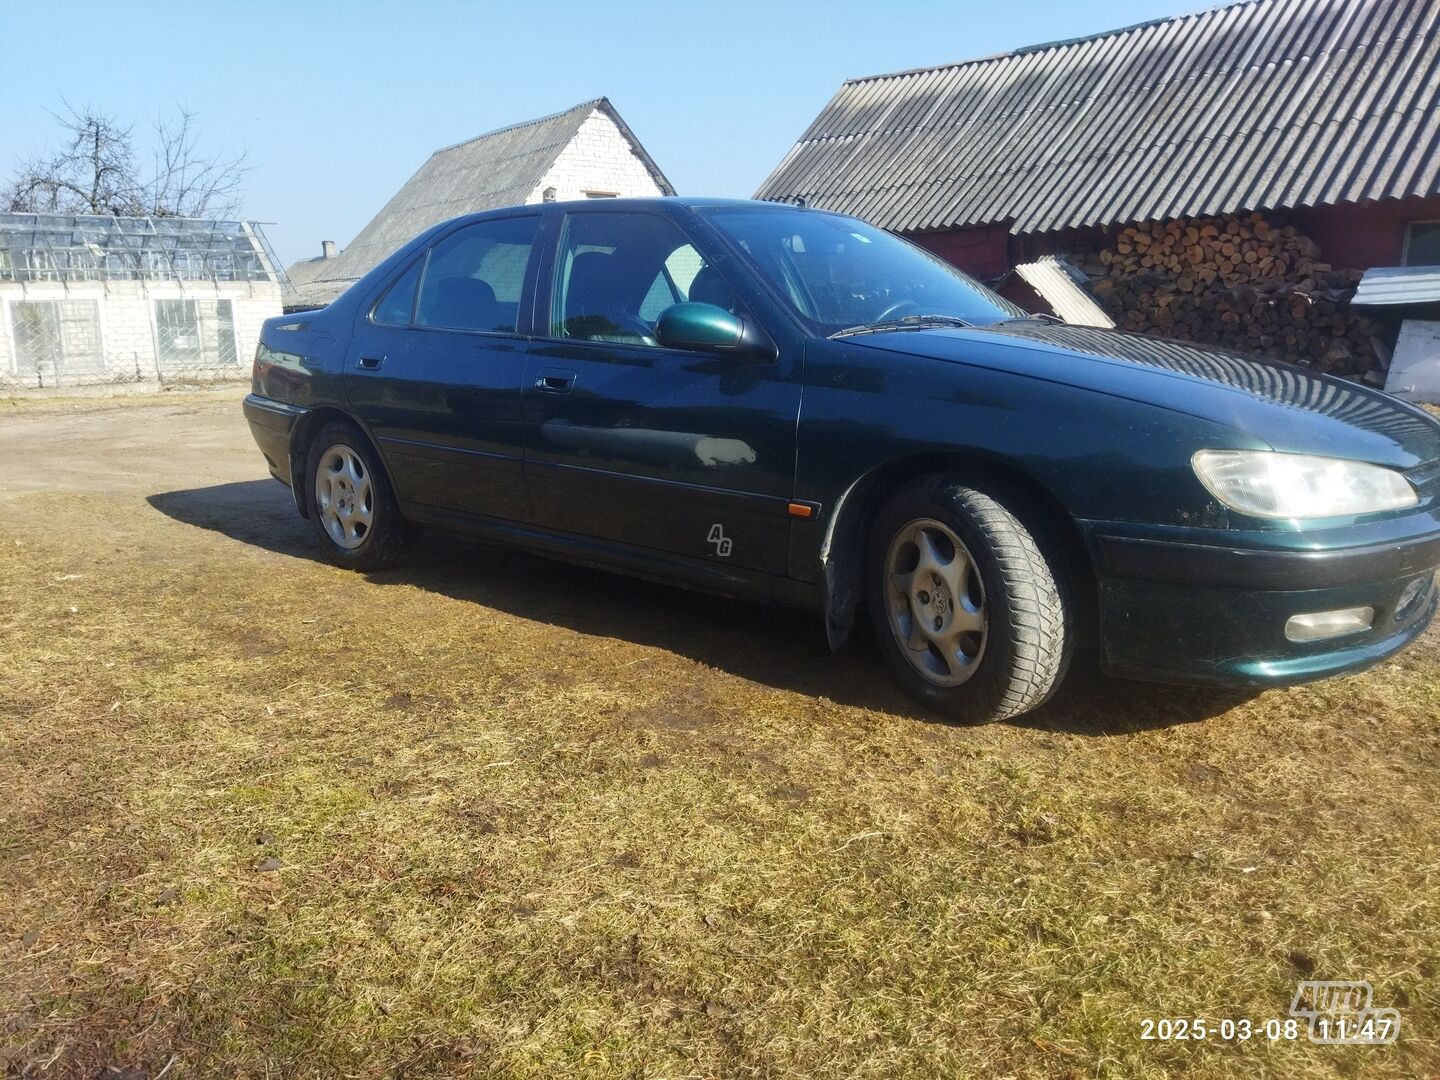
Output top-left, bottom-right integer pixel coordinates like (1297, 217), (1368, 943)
(2, 295), (250, 393)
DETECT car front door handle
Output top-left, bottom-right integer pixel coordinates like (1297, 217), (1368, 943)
(534, 370), (576, 393)
(357, 354), (385, 371)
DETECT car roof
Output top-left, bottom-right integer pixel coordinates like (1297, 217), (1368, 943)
(450, 196), (821, 224)
(365, 197), (846, 304)
(552, 195), (783, 211)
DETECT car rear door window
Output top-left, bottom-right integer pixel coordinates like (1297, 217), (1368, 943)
(415, 216), (540, 333)
(371, 259), (422, 325)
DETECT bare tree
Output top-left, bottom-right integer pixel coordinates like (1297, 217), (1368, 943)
(5, 101), (249, 219)
(5, 103), (138, 215)
(143, 108), (248, 219)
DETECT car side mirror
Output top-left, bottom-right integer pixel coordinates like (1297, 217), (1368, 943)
(655, 302), (774, 361)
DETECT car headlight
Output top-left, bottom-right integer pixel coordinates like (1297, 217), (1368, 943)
(1192, 449), (1418, 519)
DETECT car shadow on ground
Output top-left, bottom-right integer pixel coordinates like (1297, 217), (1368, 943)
(147, 480), (1259, 734)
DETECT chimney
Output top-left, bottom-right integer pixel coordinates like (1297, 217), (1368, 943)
(321, 240), (338, 259)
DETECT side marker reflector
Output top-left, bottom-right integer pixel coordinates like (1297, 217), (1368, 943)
(788, 503), (815, 518)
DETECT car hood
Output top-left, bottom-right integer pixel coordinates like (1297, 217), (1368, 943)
(850, 320), (1440, 469)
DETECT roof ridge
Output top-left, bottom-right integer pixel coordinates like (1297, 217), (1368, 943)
(430, 97), (607, 157)
(0, 210), (256, 228)
(840, 0), (1266, 84)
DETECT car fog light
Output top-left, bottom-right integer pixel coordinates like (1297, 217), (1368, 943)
(1284, 607), (1374, 643)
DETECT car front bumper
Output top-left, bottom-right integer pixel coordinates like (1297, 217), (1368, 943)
(1085, 517), (1440, 686)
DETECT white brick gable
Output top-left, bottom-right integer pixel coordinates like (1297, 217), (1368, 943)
(528, 109), (668, 204)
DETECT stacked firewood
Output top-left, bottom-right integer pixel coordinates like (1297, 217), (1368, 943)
(1080, 212), (1380, 377)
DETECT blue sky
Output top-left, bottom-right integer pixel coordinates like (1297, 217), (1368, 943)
(2, 0), (1190, 268)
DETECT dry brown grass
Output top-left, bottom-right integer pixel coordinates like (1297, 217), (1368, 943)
(1, 386), (239, 414)
(1, 397), (1438, 1078)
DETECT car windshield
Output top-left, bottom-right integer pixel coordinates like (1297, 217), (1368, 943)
(702, 206), (1027, 335)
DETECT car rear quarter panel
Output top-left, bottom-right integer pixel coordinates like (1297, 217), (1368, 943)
(252, 312), (351, 406)
(247, 309), (357, 499)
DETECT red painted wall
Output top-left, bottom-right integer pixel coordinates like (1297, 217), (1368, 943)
(900, 197), (1440, 320)
(1289, 195), (1440, 269)
(905, 225), (1012, 281)
(910, 197), (1440, 283)
(908, 196), (1440, 285)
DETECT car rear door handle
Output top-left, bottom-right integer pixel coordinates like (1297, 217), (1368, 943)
(534, 369), (576, 393)
(357, 354), (385, 370)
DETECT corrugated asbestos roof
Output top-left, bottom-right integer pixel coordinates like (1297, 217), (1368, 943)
(1354, 264), (1440, 304)
(754, 0), (1440, 236)
(1013, 256), (1116, 326)
(283, 253), (332, 294)
(287, 98), (673, 306)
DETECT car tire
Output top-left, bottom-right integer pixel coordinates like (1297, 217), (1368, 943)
(867, 475), (1071, 722)
(304, 420), (411, 571)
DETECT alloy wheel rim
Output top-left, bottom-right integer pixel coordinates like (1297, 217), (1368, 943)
(884, 517), (987, 686)
(315, 444), (374, 550)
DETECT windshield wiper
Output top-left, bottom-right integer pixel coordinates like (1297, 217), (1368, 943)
(829, 314), (975, 339)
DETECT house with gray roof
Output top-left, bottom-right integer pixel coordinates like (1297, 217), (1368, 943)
(755, 0), (1440, 283)
(287, 98), (674, 309)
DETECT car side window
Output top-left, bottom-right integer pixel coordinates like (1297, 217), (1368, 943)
(638, 245), (708, 321)
(371, 259), (422, 325)
(414, 216), (540, 333)
(551, 213), (730, 348)
(638, 271), (679, 322)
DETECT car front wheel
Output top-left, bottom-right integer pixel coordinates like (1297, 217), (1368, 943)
(305, 420), (411, 571)
(867, 475), (1071, 722)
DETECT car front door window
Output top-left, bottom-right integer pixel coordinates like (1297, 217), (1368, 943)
(524, 210), (801, 573)
(551, 214), (721, 347)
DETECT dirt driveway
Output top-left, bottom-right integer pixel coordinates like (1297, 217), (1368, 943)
(2, 390), (1437, 1078)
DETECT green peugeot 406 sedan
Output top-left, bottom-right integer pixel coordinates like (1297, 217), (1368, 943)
(244, 198), (1440, 722)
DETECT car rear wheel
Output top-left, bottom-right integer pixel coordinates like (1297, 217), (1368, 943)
(867, 475), (1071, 722)
(305, 421), (411, 571)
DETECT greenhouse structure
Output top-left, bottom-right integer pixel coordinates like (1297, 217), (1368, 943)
(0, 213), (284, 391)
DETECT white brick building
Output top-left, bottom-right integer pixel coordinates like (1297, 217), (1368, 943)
(0, 214), (283, 392)
(286, 98), (674, 310)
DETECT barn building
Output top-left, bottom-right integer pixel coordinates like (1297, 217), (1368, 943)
(0, 213), (283, 392)
(755, 0), (1440, 386)
(286, 97), (674, 310)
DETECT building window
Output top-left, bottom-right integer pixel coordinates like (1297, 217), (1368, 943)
(8, 299), (104, 381)
(1403, 221), (1440, 267)
(154, 298), (238, 371)
(583, 190), (619, 199)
